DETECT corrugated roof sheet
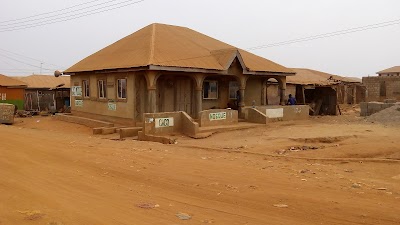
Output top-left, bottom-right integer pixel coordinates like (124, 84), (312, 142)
(377, 66), (400, 74)
(0, 74), (27, 87)
(15, 75), (70, 89)
(65, 23), (293, 74)
(288, 68), (361, 85)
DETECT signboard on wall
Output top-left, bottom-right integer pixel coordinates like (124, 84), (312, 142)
(155, 117), (174, 128)
(266, 108), (283, 118)
(71, 86), (82, 97)
(108, 103), (117, 111)
(75, 100), (83, 107)
(209, 112), (227, 121)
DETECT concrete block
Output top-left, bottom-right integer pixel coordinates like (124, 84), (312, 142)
(119, 127), (142, 139)
(102, 127), (116, 135)
(0, 103), (15, 124)
(138, 131), (175, 144)
(93, 127), (104, 135)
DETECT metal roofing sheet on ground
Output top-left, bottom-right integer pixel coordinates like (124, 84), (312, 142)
(65, 23), (293, 74)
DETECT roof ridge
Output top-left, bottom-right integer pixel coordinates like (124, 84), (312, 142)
(148, 23), (156, 64)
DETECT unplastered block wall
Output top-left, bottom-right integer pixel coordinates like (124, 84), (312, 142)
(360, 102), (398, 116)
(70, 73), (135, 119)
(198, 109), (238, 127)
(363, 76), (400, 102)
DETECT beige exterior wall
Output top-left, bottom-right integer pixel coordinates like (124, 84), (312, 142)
(244, 77), (263, 106)
(69, 69), (290, 123)
(266, 83), (296, 105)
(70, 73), (135, 120)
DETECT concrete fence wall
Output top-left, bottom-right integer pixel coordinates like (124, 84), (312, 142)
(141, 111), (199, 137)
(252, 105), (309, 121)
(244, 108), (268, 124)
(198, 109), (238, 127)
(54, 113), (114, 128)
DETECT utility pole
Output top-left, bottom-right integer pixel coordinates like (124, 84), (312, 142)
(40, 62), (43, 74)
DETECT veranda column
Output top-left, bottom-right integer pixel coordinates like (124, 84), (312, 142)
(147, 88), (157, 113)
(145, 71), (160, 113)
(238, 75), (249, 118)
(195, 88), (202, 118)
(279, 76), (287, 105)
(194, 73), (205, 118)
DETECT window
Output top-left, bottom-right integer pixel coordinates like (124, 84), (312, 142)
(98, 80), (107, 99)
(117, 78), (127, 99)
(83, 80), (90, 97)
(1, 93), (6, 100)
(203, 80), (218, 99)
(229, 81), (239, 99)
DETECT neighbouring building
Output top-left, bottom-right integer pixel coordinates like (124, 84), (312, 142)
(363, 66), (400, 102)
(0, 74), (27, 110)
(265, 68), (365, 115)
(63, 23), (295, 125)
(16, 75), (71, 112)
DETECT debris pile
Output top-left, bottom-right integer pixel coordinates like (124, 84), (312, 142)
(366, 104), (400, 125)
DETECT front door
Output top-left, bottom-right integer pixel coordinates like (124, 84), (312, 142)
(176, 78), (192, 115)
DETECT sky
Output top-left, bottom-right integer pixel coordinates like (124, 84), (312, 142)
(0, 0), (399, 78)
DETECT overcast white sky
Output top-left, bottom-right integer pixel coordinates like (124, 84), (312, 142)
(1, 0), (399, 77)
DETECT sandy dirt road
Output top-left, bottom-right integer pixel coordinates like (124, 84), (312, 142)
(0, 114), (399, 225)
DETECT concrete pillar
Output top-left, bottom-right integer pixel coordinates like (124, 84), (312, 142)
(195, 89), (202, 118)
(343, 85), (348, 104)
(238, 75), (249, 118)
(147, 88), (157, 113)
(193, 73), (205, 118)
(278, 76), (287, 105)
(280, 88), (286, 105)
(352, 84), (357, 104)
(144, 71), (160, 113)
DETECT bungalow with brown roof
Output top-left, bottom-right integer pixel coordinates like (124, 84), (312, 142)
(0, 74), (27, 110)
(363, 66), (400, 102)
(16, 75), (70, 112)
(63, 23), (294, 125)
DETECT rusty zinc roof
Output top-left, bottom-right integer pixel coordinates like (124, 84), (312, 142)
(65, 23), (293, 75)
(377, 66), (400, 74)
(288, 68), (361, 85)
(15, 75), (70, 89)
(0, 74), (27, 87)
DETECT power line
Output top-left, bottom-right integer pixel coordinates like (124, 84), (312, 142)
(0, 0), (103, 24)
(0, 0), (120, 27)
(0, 48), (65, 69)
(0, 53), (54, 71)
(247, 18), (400, 50)
(0, 0), (147, 32)
(141, 18), (400, 66)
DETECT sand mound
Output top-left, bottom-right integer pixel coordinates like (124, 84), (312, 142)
(366, 104), (400, 125)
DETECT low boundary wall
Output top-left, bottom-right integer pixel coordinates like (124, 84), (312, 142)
(244, 105), (309, 122)
(244, 108), (268, 124)
(198, 109), (238, 127)
(54, 114), (114, 128)
(140, 111), (199, 138)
